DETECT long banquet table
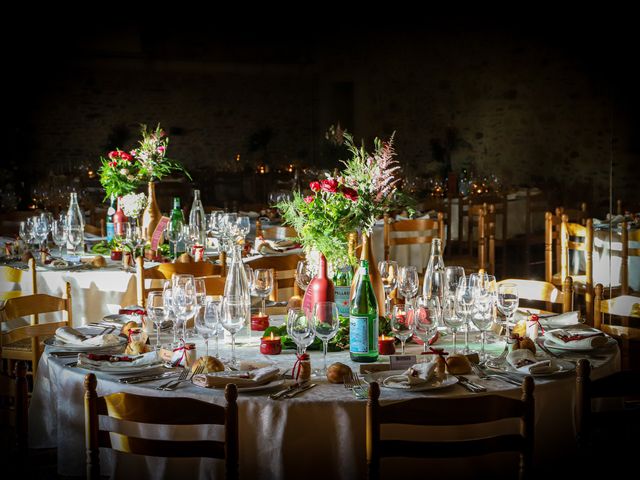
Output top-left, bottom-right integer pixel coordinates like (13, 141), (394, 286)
(30, 323), (620, 479)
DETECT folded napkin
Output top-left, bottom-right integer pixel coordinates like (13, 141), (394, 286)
(55, 326), (120, 347)
(383, 361), (437, 388)
(78, 351), (159, 369)
(539, 311), (580, 329)
(192, 366), (280, 388)
(546, 328), (607, 349)
(255, 238), (300, 255)
(507, 350), (558, 375)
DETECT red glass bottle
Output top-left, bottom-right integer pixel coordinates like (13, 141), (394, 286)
(113, 196), (128, 236)
(302, 253), (335, 317)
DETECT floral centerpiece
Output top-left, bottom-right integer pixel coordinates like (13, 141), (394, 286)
(98, 123), (190, 200)
(120, 192), (147, 221)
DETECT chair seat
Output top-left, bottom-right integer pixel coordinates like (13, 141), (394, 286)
(2, 338), (33, 352)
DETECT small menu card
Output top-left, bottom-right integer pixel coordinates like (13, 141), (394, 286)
(390, 355), (417, 371)
(150, 216), (170, 251)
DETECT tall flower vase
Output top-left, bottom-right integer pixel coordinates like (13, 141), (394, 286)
(141, 181), (162, 243)
(302, 253), (335, 317)
(351, 232), (386, 317)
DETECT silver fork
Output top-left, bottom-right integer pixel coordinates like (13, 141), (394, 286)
(156, 367), (189, 390)
(161, 364), (205, 391)
(345, 371), (368, 399)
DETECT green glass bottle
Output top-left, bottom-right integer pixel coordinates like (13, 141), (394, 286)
(350, 260), (379, 363)
(170, 197), (185, 257)
(333, 264), (353, 320)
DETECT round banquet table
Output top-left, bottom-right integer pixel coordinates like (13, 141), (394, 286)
(29, 322), (620, 480)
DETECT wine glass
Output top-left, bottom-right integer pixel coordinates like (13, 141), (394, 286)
(172, 281), (197, 342)
(33, 213), (50, 252)
(146, 291), (167, 349)
(253, 268), (273, 315)
(398, 266), (419, 306)
(444, 266), (465, 298)
(442, 293), (465, 353)
(287, 308), (315, 355)
(244, 265), (254, 293)
(456, 275), (476, 354)
(195, 299), (215, 356)
(51, 218), (67, 256)
(412, 295), (440, 353)
(204, 298), (223, 358)
(236, 215), (250, 243)
(378, 260), (398, 317)
(221, 295), (249, 367)
(295, 260), (312, 291)
(495, 283), (519, 360)
(471, 275), (495, 360)
(390, 304), (415, 354)
(312, 301), (339, 373)
(19, 221), (32, 250)
(166, 219), (184, 260)
(67, 226), (83, 256)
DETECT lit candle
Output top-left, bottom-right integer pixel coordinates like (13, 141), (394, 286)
(378, 335), (396, 356)
(251, 313), (270, 331)
(260, 332), (282, 355)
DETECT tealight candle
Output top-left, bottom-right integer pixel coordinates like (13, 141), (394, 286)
(260, 332), (282, 355)
(251, 313), (270, 331)
(378, 335), (396, 355)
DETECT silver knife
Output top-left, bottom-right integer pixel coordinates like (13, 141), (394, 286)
(284, 383), (317, 398)
(269, 383), (299, 400)
(119, 372), (180, 384)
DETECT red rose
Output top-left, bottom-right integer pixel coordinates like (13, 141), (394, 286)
(303, 195), (314, 204)
(342, 187), (358, 202)
(108, 151), (119, 160)
(309, 181), (321, 192)
(119, 152), (133, 162)
(320, 179), (338, 193)
(108, 161), (118, 168)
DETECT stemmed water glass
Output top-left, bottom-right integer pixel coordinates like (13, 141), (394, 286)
(220, 295), (249, 367)
(312, 301), (339, 373)
(486, 283), (520, 367)
(236, 215), (251, 244)
(471, 274), (495, 360)
(287, 308), (316, 355)
(378, 260), (398, 317)
(146, 291), (168, 349)
(444, 266), (465, 298)
(412, 296), (441, 353)
(253, 268), (273, 315)
(295, 260), (312, 291)
(398, 266), (419, 307)
(33, 213), (50, 252)
(19, 221), (32, 251)
(204, 298), (223, 358)
(390, 304), (415, 354)
(51, 218), (67, 256)
(172, 275), (196, 342)
(443, 293), (464, 353)
(67, 225), (83, 256)
(456, 275), (476, 354)
(166, 219), (184, 260)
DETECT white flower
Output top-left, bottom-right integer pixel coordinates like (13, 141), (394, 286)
(127, 174), (135, 181)
(119, 168), (129, 176)
(120, 192), (147, 218)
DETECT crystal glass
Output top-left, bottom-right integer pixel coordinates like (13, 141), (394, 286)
(173, 281), (196, 342)
(312, 301), (339, 373)
(456, 275), (476, 354)
(295, 260), (312, 291)
(471, 274), (495, 359)
(442, 293), (464, 353)
(51, 218), (67, 256)
(33, 213), (50, 251)
(146, 291), (167, 349)
(236, 215), (250, 242)
(378, 260), (398, 317)
(166, 219), (184, 260)
(287, 308), (315, 355)
(19, 220), (32, 249)
(444, 266), (465, 297)
(67, 226), (83, 256)
(204, 298), (222, 358)
(390, 304), (415, 354)
(398, 266), (419, 306)
(412, 295), (440, 353)
(253, 268), (273, 315)
(221, 295), (249, 367)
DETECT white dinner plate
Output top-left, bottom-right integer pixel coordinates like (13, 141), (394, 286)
(76, 361), (164, 375)
(44, 326), (127, 352)
(103, 314), (140, 325)
(363, 370), (458, 392)
(235, 378), (285, 393)
(499, 358), (576, 377)
(542, 336), (616, 352)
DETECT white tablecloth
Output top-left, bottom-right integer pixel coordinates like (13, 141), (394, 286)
(30, 324), (620, 479)
(593, 226), (640, 292)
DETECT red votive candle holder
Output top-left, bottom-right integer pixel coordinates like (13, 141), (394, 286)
(251, 314), (270, 331)
(110, 249), (123, 261)
(260, 332), (282, 355)
(378, 335), (396, 355)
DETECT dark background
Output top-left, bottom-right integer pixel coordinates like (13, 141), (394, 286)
(4, 12), (639, 214)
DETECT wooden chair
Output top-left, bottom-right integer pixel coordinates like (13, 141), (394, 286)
(523, 188), (549, 276)
(544, 211), (563, 285)
(255, 220), (297, 240)
(366, 377), (535, 480)
(136, 258), (220, 307)
(556, 203), (588, 226)
(575, 360), (640, 465)
(0, 362), (28, 455)
(1, 258), (36, 302)
(621, 220), (640, 295)
(594, 284), (640, 369)
(1, 282), (72, 376)
(446, 205), (496, 276)
(383, 212), (444, 262)
(246, 253), (303, 303)
(84, 374), (239, 480)
(556, 216), (594, 323)
(498, 277), (573, 314)
(84, 219), (105, 237)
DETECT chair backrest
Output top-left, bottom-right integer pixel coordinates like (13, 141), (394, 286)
(366, 377), (535, 480)
(0, 362), (28, 453)
(246, 253), (303, 302)
(84, 219), (105, 237)
(556, 203), (588, 226)
(383, 212), (445, 262)
(0, 258), (37, 301)
(136, 258), (220, 307)
(561, 216), (593, 322)
(498, 277), (573, 313)
(255, 221), (297, 240)
(1, 282), (72, 373)
(621, 221), (640, 295)
(575, 359), (640, 455)
(544, 211), (563, 284)
(84, 373), (239, 480)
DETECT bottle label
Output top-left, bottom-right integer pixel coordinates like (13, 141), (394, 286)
(349, 315), (370, 353)
(106, 223), (115, 241)
(335, 286), (351, 317)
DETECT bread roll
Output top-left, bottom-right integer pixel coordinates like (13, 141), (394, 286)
(121, 321), (139, 336)
(125, 340), (147, 355)
(434, 356), (447, 379)
(191, 355), (225, 373)
(326, 362), (352, 384)
(177, 253), (193, 263)
(91, 255), (107, 268)
(445, 354), (472, 374)
(512, 336), (536, 354)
